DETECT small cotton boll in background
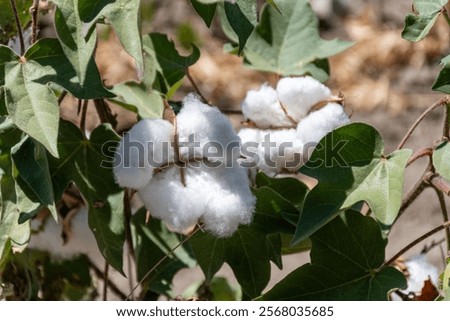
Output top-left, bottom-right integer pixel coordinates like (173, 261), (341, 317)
(277, 76), (332, 122)
(296, 102), (350, 149)
(113, 119), (173, 189)
(177, 94), (241, 163)
(241, 84), (294, 128)
(404, 254), (439, 294)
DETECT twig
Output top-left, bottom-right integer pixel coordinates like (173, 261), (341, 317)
(397, 97), (450, 149)
(9, 0), (25, 55)
(125, 227), (200, 300)
(384, 219), (450, 267)
(186, 68), (207, 103)
(432, 187), (450, 252)
(425, 172), (450, 196)
(103, 262), (109, 301)
(58, 90), (68, 105)
(30, 0), (40, 44)
(406, 148), (433, 167)
(395, 172), (429, 223)
(88, 259), (127, 300)
(443, 103), (450, 139)
(93, 99), (117, 128)
(80, 99), (88, 136)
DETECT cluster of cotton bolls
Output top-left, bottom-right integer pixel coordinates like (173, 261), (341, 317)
(238, 76), (350, 176)
(114, 94), (256, 238)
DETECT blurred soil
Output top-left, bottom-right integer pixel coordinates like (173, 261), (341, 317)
(41, 0), (450, 298)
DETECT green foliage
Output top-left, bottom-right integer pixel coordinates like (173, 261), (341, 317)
(433, 139), (450, 180)
(243, 0), (352, 81)
(433, 55), (450, 93)
(0, 0), (30, 45)
(402, 0), (449, 42)
(295, 123), (411, 243)
(48, 120), (125, 273)
(190, 0), (217, 27)
(264, 211), (407, 300)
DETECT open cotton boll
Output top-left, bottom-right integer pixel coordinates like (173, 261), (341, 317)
(177, 94), (241, 163)
(200, 161), (256, 237)
(241, 84), (294, 128)
(296, 102), (350, 148)
(113, 119), (173, 189)
(405, 254), (439, 293)
(138, 166), (206, 232)
(277, 76), (332, 122)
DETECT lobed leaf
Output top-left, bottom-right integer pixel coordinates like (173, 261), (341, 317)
(48, 120), (125, 273)
(264, 211), (407, 300)
(224, 0), (257, 55)
(402, 0), (449, 42)
(243, 0), (352, 81)
(295, 123), (411, 244)
(433, 139), (450, 180)
(190, 0), (217, 27)
(432, 54), (450, 93)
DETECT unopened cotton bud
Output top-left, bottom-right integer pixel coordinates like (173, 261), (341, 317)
(241, 84), (294, 128)
(277, 76), (332, 122)
(296, 102), (349, 147)
(113, 119), (174, 189)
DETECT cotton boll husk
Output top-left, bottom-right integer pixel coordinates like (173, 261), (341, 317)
(296, 102), (350, 149)
(138, 166), (206, 233)
(277, 76), (332, 122)
(113, 119), (173, 189)
(200, 161), (256, 237)
(405, 254), (439, 293)
(177, 94), (241, 163)
(241, 84), (294, 128)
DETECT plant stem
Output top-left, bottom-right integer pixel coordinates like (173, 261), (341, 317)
(103, 262), (109, 301)
(80, 99), (88, 136)
(88, 259), (127, 300)
(425, 172), (450, 196)
(406, 147), (433, 167)
(123, 189), (136, 260)
(384, 219), (450, 267)
(397, 97), (450, 149)
(126, 227), (200, 300)
(443, 103), (450, 139)
(30, 0), (40, 44)
(395, 176), (429, 223)
(57, 90), (68, 105)
(186, 67), (207, 103)
(431, 187), (450, 252)
(9, 0), (25, 55)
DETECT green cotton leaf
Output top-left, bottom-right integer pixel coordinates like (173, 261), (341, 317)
(190, 0), (217, 27)
(0, 126), (30, 257)
(131, 209), (195, 296)
(265, 0), (282, 14)
(0, 0), (30, 44)
(224, 0), (257, 55)
(432, 54), (450, 93)
(1, 38), (113, 156)
(294, 123), (411, 244)
(190, 183), (303, 298)
(402, 0), (448, 42)
(11, 137), (57, 221)
(142, 33), (200, 94)
(243, 0), (352, 81)
(264, 210), (407, 300)
(109, 82), (164, 119)
(78, 0), (144, 79)
(48, 120), (125, 273)
(53, 0), (108, 89)
(433, 139), (450, 180)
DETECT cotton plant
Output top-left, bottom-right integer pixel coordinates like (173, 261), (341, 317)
(114, 94), (255, 238)
(239, 76), (350, 176)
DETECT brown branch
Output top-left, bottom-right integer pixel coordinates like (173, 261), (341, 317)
(103, 262), (109, 301)
(80, 99), (88, 135)
(88, 259), (127, 300)
(9, 0), (25, 55)
(186, 68), (207, 103)
(30, 0), (40, 44)
(406, 148), (433, 167)
(126, 227), (200, 300)
(384, 219), (450, 267)
(431, 187), (450, 252)
(397, 97), (449, 149)
(443, 103), (450, 139)
(425, 172), (450, 196)
(58, 90), (68, 105)
(395, 174), (429, 223)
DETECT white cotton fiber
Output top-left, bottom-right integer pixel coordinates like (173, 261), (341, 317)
(139, 161), (255, 237)
(113, 119), (174, 189)
(296, 102), (350, 147)
(177, 94), (241, 163)
(241, 84), (294, 128)
(277, 76), (332, 122)
(405, 254), (439, 293)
